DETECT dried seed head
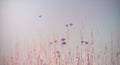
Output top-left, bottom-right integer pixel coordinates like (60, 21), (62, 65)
(85, 41), (88, 44)
(54, 40), (58, 43)
(62, 41), (66, 45)
(65, 24), (68, 27)
(69, 23), (73, 26)
(57, 51), (60, 54)
(50, 42), (53, 44)
(61, 38), (65, 41)
(58, 55), (60, 58)
(81, 41), (84, 43)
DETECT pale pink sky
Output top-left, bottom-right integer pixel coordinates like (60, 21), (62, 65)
(0, 0), (120, 64)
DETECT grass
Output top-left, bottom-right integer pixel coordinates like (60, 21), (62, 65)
(2, 26), (120, 65)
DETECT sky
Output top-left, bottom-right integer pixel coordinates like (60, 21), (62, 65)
(0, 0), (120, 64)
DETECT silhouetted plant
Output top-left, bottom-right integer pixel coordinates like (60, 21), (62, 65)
(85, 41), (88, 44)
(81, 41), (84, 43)
(62, 41), (66, 45)
(61, 38), (66, 41)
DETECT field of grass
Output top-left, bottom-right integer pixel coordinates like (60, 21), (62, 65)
(2, 26), (120, 65)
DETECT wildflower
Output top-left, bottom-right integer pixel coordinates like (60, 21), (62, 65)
(62, 41), (66, 45)
(54, 40), (58, 43)
(69, 23), (73, 26)
(50, 42), (53, 44)
(57, 51), (60, 54)
(81, 41), (84, 43)
(58, 54), (60, 58)
(61, 38), (65, 41)
(85, 41), (88, 44)
(56, 51), (60, 58)
(65, 24), (68, 27)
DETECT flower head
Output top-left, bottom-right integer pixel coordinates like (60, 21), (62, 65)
(50, 42), (53, 44)
(57, 51), (60, 54)
(69, 23), (73, 26)
(65, 24), (68, 27)
(54, 40), (58, 43)
(61, 38), (65, 41)
(85, 41), (88, 44)
(62, 41), (66, 45)
(81, 41), (84, 43)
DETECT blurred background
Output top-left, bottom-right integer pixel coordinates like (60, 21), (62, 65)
(0, 0), (120, 65)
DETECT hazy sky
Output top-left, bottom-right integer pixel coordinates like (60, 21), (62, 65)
(0, 0), (120, 64)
